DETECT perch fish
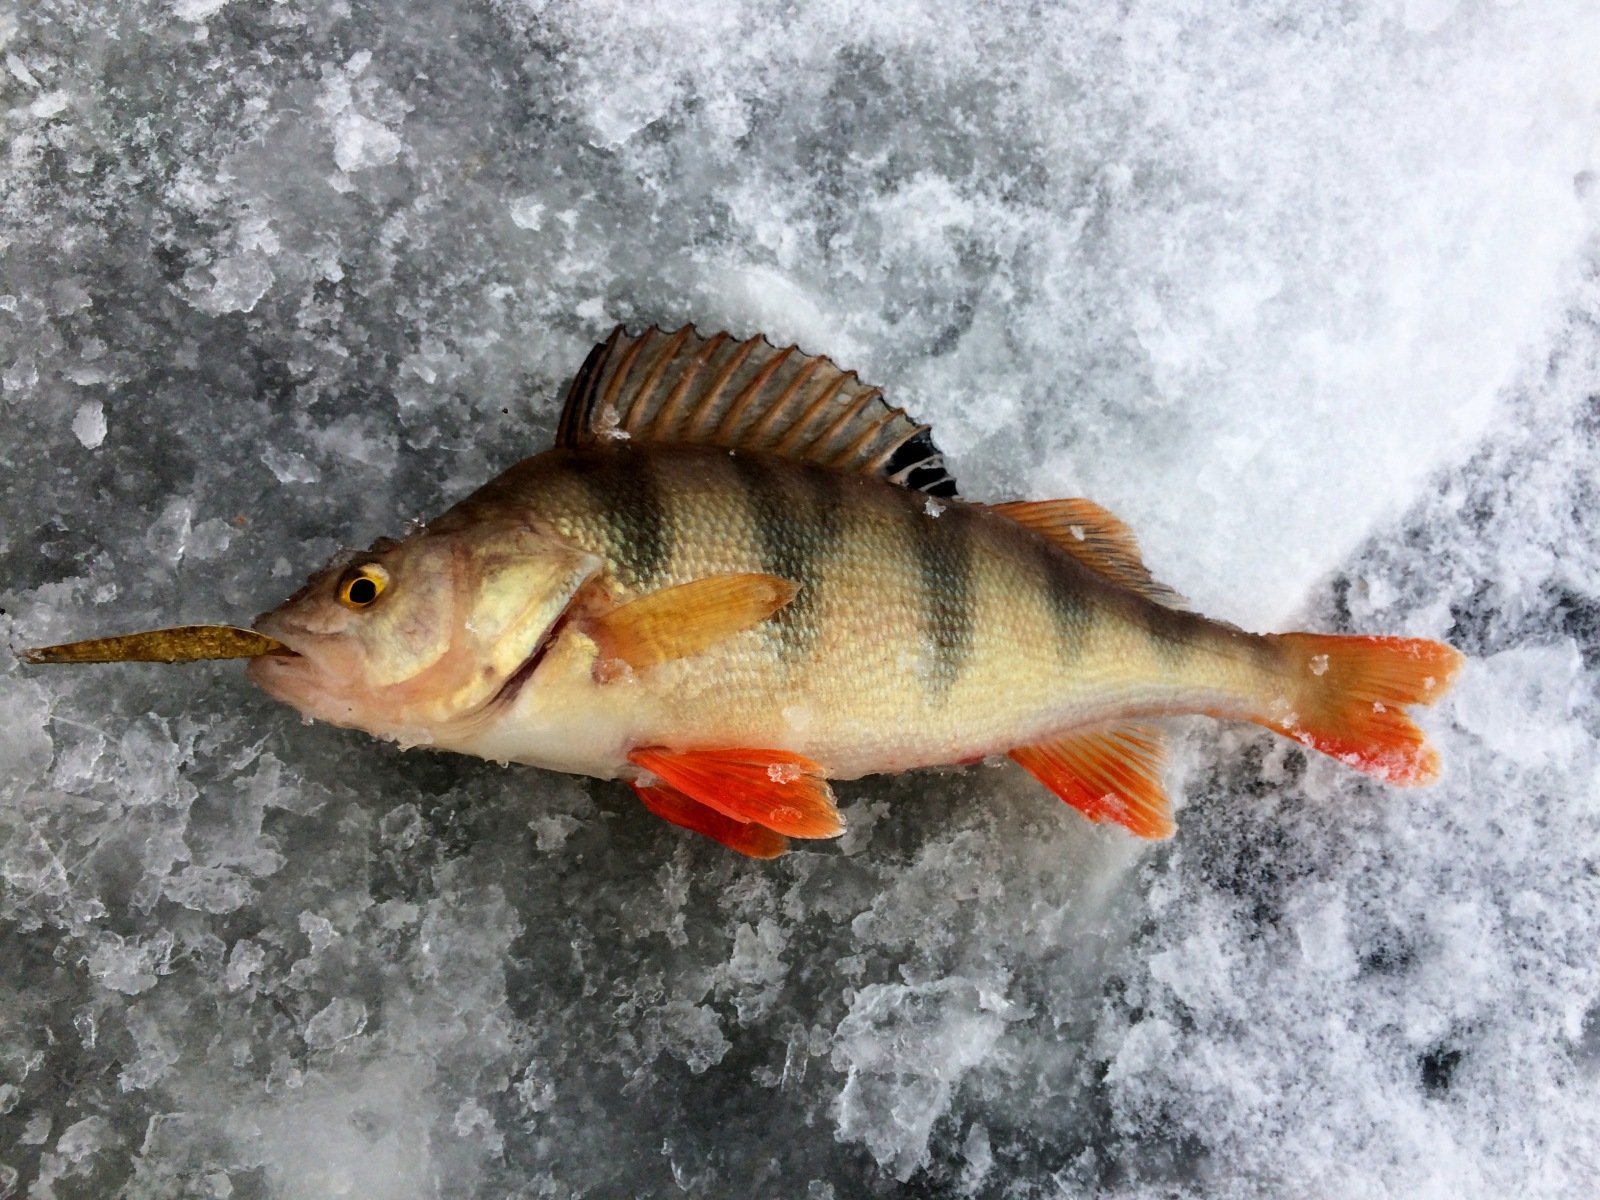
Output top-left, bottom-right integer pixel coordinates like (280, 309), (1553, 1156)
(28, 326), (1463, 858)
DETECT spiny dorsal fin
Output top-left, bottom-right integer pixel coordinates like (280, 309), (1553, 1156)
(557, 325), (959, 497)
(989, 498), (1188, 610)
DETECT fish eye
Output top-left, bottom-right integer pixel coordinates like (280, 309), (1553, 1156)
(337, 563), (389, 609)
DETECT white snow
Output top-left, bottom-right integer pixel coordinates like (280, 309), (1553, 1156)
(3, 0), (1599, 1196)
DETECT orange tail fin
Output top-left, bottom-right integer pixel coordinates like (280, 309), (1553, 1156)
(1257, 633), (1463, 785)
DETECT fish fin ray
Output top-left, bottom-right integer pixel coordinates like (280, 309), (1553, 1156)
(988, 498), (1188, 609)
(1257, 633), (1464, 785)
(631, 781), (789, 858)
(1010, 723), (1174, 838)
(590, 573), (799, 670)
(628, 747), (844, 839)
(555, 325), (959, 497)
(556, 326), (622, 449)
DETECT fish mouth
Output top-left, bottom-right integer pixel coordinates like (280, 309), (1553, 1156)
(249, 618), (306, 660)
(243, 620), (311, 696)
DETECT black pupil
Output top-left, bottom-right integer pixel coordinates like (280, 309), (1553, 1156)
(347, 576), (378, 605)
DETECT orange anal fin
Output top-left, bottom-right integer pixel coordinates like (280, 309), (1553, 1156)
(1010, 723), (1174, 839)
(1260, 633), (1465, 785)
(590, 574), (798, 671)
(628, 747), (844, 839)
(630, 781), (789, 859)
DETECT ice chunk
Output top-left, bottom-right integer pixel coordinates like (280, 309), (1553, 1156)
(330, 111), (403, 174)
(28, 90), (69, 120)
(715, 919), (788, 1022)
(653, 1001), (730, 1073)
(71, 400), (106, 448)
(119, 1007), (182, 1091)
(248, 1061), (435, 1199)
(832, 979), (1007, 1179)
(145, 496), (195, 566)
(224, 939), (267, 991)
(86, 931), (173, 996)
(183, 251), (274, 315)
(317, 54), (407, 173)
(508, 197), (545, 230)
(304, 998), (368, 1051)
(261, 447), (322, 484)
(172, 0), (231, 21)
(0, 678), (53, 781)
(1452, 641), (1588, 769)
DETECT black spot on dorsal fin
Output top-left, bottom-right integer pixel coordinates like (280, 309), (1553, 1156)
(554, 324), (960, 498)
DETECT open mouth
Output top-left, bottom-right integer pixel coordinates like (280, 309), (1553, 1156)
(250, 631), (304, 662)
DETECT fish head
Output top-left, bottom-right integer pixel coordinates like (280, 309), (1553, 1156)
(248, 521), (600, 745)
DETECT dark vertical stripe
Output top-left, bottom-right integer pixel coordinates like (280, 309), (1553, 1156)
(909, 496), (975, 694)
(577, 448), (670, 587)
(729, 454), (840, 661)
(1137, 593), (1205, 665)
(1036, 536), (1091, 665)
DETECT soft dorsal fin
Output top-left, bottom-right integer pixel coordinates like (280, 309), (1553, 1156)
(557, 325), (959, 497)
(989, 498), (1187, 609)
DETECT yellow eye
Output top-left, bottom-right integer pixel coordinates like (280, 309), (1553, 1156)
(337, 564), (389, 609)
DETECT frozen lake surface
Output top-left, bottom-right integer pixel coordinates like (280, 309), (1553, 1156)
(3, 0), (1599, 1195)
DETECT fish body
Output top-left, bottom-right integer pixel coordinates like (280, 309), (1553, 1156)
(401, 445), (1261, 779)
(245, 325), (1462, 855)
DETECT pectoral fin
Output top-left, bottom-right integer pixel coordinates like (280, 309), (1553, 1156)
(590, 573), (799, 670)
(628, 747), (843, 839)
(1010, 723), (1174, 839)
(631, 781), (790, 858)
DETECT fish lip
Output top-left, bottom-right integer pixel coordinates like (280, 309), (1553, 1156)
(248, 617), (308, 662)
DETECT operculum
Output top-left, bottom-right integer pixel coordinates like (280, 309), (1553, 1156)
(376, 531), (602, 733)
(464, 539), (604, 687)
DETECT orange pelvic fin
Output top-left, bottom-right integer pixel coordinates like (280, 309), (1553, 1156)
(1010, 723), (1174, 839)
(631, 781), (789, 858)
(628, 747), (844, 839)
(988, 498), (1187, 609)
(1259, 633), (1464, 785)
(590, 573), (798, 670)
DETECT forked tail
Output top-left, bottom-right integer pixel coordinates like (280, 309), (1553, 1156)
(1256, 633), (1464, 784)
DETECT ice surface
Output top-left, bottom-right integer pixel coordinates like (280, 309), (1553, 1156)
(3, 0), (1600, 1195)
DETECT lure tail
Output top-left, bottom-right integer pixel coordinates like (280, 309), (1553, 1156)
(1257, 633), (1464, 784)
